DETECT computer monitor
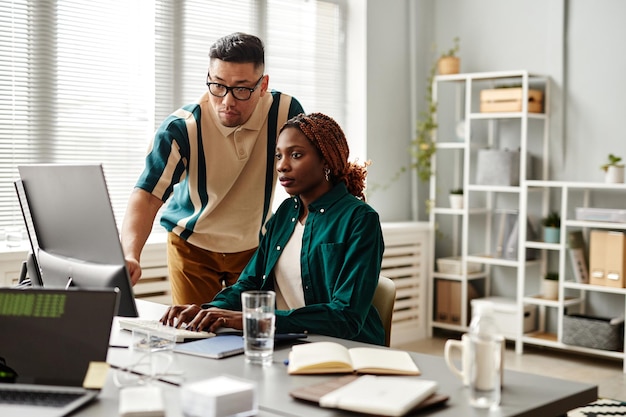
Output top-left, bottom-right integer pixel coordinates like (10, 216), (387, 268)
(15, 164), (138, 317)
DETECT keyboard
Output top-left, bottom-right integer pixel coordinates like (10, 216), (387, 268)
(0, 389), (83, 407)
(118, 318), (214, 343)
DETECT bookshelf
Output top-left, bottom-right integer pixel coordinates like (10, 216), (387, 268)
(522, 180), (626, 372)
(427, 70), (550, 344)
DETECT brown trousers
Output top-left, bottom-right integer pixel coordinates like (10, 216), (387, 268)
(167, 232), (257, 306)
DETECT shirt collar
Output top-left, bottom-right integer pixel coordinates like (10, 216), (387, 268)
(199, 91), (274, 137)
(296, 182), (350, 213)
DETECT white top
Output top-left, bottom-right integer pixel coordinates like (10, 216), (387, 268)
(274, 221), (306, 310)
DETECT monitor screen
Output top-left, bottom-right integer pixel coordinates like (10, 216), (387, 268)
(16, 164), (138, 317)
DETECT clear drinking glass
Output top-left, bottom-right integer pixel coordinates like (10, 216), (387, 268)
(241, 291), (276, 366)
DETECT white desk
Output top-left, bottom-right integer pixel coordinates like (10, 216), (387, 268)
(88, 300), (598, 417)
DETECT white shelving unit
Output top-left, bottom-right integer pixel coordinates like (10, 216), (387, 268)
(427, 70), (550, 348)
(522, 180), (626, 372)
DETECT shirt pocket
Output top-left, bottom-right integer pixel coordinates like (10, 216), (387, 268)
(318, 242), (346, 284)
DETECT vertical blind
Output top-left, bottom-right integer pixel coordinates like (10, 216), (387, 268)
(0, 0), (345, 234)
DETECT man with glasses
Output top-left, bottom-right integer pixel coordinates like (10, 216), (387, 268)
(122, 32), (304, 305)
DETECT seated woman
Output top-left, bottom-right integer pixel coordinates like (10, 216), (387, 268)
(161, 112), (385, 345)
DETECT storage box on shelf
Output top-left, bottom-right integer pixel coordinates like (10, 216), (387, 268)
(563, 314), (625, 352)
(436, 256), (482, 275)
(576, 207), (626, 223)
(589, 230), (626, 288)
(480, 88), (543, 113)
(435, 280), (479, 326)
(471, 296), (537, 340)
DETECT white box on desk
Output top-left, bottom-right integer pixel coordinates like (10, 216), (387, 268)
(471, 297), (537, 339)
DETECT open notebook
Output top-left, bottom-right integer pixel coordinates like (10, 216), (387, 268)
(0, 287), (119, 417)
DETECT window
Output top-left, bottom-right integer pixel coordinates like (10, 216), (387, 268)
(0, 0), (345, 235)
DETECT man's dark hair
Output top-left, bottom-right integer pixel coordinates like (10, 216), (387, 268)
(209, 32), (265, 70)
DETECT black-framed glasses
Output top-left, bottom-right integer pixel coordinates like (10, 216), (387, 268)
(206, 73), (264, 101)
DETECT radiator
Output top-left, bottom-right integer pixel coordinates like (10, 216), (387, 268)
(381, 222), (431, 346)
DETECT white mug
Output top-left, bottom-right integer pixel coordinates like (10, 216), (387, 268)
(444, 333), (504, 387)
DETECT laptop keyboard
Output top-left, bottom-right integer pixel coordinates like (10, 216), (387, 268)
(0, 389), (83, 407)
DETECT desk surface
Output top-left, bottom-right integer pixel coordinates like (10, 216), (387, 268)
(86, 300), (597, 417)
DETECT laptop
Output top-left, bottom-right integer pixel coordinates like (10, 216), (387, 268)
(0, 287), (119, 417)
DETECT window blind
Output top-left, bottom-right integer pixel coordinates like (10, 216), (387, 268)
(0, 0), (345, 236)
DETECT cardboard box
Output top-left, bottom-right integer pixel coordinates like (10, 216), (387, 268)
(471, 297), (537, 339)
(590, 230), (626, 288)
(480, 88), (543, 113)
(605, 232), (626, 288)
(436, 256), (482, 275)
(435, 280), (479, 325)
(589, 230), (607, 286)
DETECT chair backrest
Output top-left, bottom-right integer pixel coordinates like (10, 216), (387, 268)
(372, 275), (396, 347)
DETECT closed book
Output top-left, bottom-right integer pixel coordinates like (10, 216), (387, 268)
(174, 335), (244, 359)
(319, 375), (438, 417)
(568, 230), (589, 284)
(290, 375), (447, 417)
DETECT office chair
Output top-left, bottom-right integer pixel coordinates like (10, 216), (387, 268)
(372, 275), (396, 347)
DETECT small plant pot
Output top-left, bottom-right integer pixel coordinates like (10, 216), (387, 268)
(449, 194), (463, 209)
(438, 56), (460, 75)
(604, 165), (625, 183)
(543, 227), (560, 244)
(541, 279), (558, 300)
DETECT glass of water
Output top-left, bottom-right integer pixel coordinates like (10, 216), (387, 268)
(242, 290), (276, 366)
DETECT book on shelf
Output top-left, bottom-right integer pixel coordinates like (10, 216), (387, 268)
(290, 374), (448, 417)
(568, 230), (589, 284)
(287, 341), (420, 375)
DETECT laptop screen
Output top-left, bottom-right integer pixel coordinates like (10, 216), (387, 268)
(0, 288), (119, 386)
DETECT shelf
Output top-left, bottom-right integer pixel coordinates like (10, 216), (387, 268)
(435, 141), (466, 149)
(523, 295), (582, 307)
(432, 207), (489, 216)
(525, 241), (561, 250)
(466, 254), (540, 268)
(564, 281), (626, 295)
(431, 321), (467, 332)
(432, 271), (488, 281)
(467, 184), (522, 193)
(469, 111), (547, 120)
(524, 331), (557, 343)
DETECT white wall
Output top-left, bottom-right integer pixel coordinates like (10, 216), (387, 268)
(359, 0), (414, 221)
(364, 0), (626, 221)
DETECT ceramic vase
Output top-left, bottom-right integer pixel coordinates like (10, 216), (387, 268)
(449, 194), (463, 209)
(605, 166), (625, 183)
(543, 227), (560, 244)
(541, 279), (558, 300)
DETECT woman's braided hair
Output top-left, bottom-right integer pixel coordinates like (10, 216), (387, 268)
(280, 112), (369, 201)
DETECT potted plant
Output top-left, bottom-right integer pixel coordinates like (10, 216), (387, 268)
(411, 37), (461, 182)
(437, 36), (460, 75)
(601, 153), (624, 183)
(541, 211), (561, 243)
(449, 188), (463, 209)
(541, 272), (559, 300)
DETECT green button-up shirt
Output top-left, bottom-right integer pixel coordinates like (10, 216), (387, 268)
(203, 183), (385, 345)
